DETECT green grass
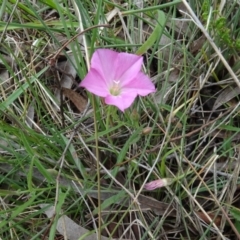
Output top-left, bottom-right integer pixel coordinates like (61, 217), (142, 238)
(1, 0), (240, 239)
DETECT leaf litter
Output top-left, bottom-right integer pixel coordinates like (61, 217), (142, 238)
(1, 0), (240, 239)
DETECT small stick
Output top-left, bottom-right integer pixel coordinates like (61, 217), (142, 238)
(48, 24), (110, 66)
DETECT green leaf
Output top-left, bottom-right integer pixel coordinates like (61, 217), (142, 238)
(60, 134), (87, 178)
(33, 157), (55, 183)
(136, 10), (166, 55)
(86, 122), (125, 142)
(235, 221), (240, 234)
(230, 207), (240, 221)
(0, 21), (79, 32)
(27, 156), (34, 192)
(111, 128), (142, 177)
(117, 128), (142, 164)
(8, 0), (36, 17)
(49, 188), (70, 239)
(122, 0), (182, 15)
(219, 125), (240, 132)
(230, 207), (240, 234)
(92, 191), (127, 215)
(39, 0), (58, 10)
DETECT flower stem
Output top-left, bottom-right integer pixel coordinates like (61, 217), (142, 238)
(106, 106), (117, 154)
(92, 95), (101, 239)
(106, 105), (113, 129)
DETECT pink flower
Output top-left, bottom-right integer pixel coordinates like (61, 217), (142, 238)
(144, 178), (173, 190)
(79, 49), (155, 111)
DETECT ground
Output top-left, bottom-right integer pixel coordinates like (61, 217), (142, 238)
(0, 0), (240, 239)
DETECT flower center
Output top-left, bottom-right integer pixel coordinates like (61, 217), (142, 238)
(109, 80), (121, 96)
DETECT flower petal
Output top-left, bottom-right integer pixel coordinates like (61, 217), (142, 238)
(115, 52), (143, 84)
(105, 92), (138, 112)
(80, 49), (155, 111)
(79, 69), (108, 97)
(122, 72), (156, 96)
(91, 49), (143, 86)
(90, 49), (120, 86)
(144, 179), (166, 190)
(145, 178), (173, 191)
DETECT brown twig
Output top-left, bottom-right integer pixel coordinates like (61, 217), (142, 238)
(47, 24), (110, 66)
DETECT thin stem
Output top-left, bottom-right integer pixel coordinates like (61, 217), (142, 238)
(106, 106), (111, 130)
(92, 95), (101, 240)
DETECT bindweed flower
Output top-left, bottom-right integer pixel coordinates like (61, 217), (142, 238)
(79, 49), (155, 111)
(144, 178), (173, 191)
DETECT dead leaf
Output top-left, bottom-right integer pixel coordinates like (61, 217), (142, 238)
(213, 86), (240, 110)
(138, 195), (176, 217)
(26, 101), (35, 128)
(196, 211), (222, 226)
(62, 87), (87, 112)
(190, 35), (206, 54)
(39, 204), (110, 240)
